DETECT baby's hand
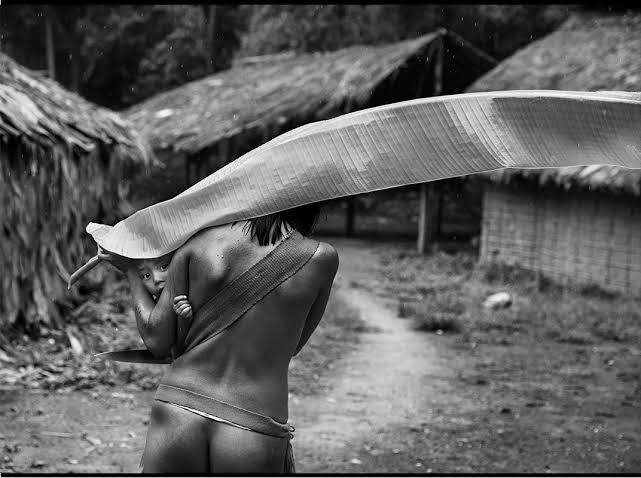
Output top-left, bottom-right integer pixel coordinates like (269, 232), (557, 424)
(171, 295), (192, 361)
(173, 295), (193, 320)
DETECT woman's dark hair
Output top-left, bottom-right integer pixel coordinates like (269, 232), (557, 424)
(239, 201), (324, 246)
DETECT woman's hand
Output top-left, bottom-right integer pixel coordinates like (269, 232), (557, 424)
(173, 295), (193, 320)
(97, 245), (134, 273)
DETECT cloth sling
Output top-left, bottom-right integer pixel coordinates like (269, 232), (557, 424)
(180, 230), (320, 354)
(153, 230), (318, 473)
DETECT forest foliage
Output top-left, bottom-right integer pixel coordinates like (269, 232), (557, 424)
(0, 4), (580, 111)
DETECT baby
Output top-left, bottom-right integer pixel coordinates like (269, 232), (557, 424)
(134, 253), (193, 320)
(97, 246), (193, 360)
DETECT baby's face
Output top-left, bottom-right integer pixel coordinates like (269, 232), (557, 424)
(137, 253), (174, 298)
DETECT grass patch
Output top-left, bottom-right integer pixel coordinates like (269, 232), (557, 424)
(368, 242), (641, 347)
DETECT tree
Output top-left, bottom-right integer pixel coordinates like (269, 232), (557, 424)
(238, 4), (573, 61)
(0, 5), (244, 110)
(238, 5), (403, 56)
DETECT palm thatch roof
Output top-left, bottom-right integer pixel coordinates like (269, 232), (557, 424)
(0, 53), (152, 163)
(0, 52), (154, 330)
(125, 29), (496, 159)
(466, 11), (641, 196)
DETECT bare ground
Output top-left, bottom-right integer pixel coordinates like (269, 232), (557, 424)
(1, 236), (640, 473)
(292, 237), (640, 473)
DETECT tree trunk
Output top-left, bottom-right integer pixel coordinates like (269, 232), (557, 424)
(45, 9), (56, 80)
(205, 5), (217, 73)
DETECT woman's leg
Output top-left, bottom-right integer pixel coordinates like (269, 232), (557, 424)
(208, 422), (289, 473)
(141, 401), (210, 473)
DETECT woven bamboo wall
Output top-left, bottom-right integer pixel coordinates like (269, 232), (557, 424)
(480, 184), (641, 295)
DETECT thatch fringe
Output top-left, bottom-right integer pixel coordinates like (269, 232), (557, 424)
(467, 11), (641, 195)
(0, 52), (154, 330)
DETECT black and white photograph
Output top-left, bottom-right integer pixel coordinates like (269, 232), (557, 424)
(0, 3), (640, 474)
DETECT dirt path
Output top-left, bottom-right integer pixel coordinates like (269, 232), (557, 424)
(290, 238), (473, 473)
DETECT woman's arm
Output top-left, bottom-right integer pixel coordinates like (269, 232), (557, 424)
(293, 243), (339, 356)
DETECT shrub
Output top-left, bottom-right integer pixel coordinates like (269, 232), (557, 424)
(414, 311), (463, 334)
(413, 288), (467, 334)
(397, 300), (417, 318)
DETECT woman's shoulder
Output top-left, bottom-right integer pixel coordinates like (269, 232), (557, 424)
(308, 239), (339, 275)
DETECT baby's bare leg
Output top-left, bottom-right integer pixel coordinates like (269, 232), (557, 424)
(141, 401), (209, 473)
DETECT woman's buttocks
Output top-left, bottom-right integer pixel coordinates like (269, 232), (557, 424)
(164, 325), (292, 422)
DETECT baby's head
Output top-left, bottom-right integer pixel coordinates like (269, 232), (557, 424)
(135, 252), (174, 299)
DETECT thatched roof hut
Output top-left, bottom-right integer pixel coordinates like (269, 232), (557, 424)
(467, 11), (641, 194)
(125, 29), (496, 166)
(0, 52), (153, 330)
(466, 11), (641, 295)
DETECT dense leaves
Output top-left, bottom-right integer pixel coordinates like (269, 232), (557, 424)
(238, 5), (404, 55)
(1, 4), (576, 111)
(1, 5), (242, 109)
(79, 5), (242, 108)
(238, 5), (574, 61)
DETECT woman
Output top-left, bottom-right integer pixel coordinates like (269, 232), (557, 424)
(101, 202), (339, 473)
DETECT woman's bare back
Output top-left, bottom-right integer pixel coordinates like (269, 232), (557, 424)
(179, 223), (338, 420)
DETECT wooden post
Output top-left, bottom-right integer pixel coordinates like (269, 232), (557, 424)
(417, 37), (444, 254)
(219, 137), (230, 167)
(345, 197), (356, 236)
(185, 153), (192, 188)
(69, 51), (80, 92)
(417, 182), (442, 253)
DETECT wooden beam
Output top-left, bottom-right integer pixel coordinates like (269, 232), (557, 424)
(439, 27), (498, 66)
